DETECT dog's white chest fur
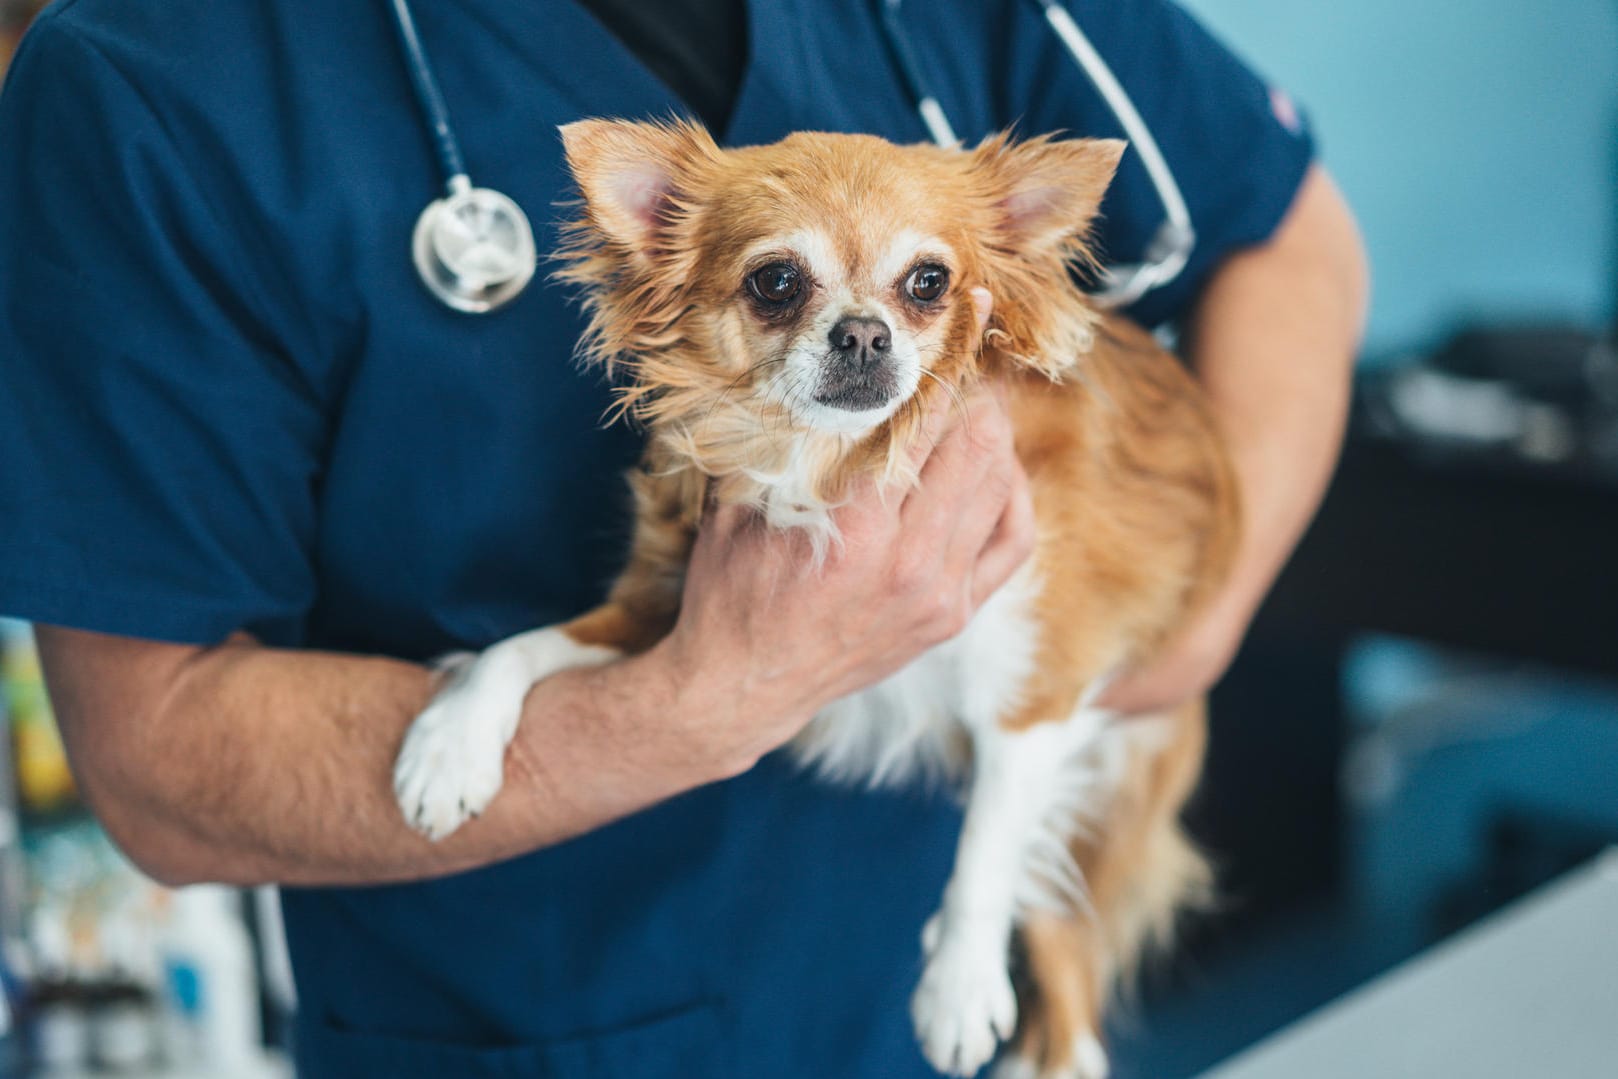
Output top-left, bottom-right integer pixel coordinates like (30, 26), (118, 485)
(790, 565), (1043, 788)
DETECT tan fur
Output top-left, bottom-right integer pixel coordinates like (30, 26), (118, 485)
(997, 317), (1239, 737)
(553, 119), (1238, 1076)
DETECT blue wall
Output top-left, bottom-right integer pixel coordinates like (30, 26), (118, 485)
(1180, 0), (1618, 357)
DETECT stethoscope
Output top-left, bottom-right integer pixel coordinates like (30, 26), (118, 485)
(388, 0), (535, 313)
(388, 0), (1194, 314)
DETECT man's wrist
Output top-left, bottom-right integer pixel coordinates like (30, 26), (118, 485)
(632, 636), (763, 783)
(531, 637), (745, 792)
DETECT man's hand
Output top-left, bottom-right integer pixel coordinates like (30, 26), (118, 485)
(1098, 585), (1250, 717)
(635, 387), (1036, 781)
(1099, 165), (1368, 716)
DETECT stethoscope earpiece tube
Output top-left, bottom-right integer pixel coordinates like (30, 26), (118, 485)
(387, 0), (467, 186)
(881, 0), (1197, 308)
(879, 0), (960, 147)
(1033, 0), (1195, 307)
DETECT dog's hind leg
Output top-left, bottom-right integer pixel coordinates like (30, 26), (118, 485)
(910, 702), (1115, 1077)
(995, 700), (1210, 1079)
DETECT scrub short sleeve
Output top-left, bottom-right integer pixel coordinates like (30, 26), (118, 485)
(0, 16), (323, 645)
(1004, 0), (1316, 327)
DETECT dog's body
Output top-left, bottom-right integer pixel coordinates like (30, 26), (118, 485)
(392, 121), (1237, 1079)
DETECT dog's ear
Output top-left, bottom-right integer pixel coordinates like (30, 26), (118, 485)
(973, 134), (1126, 254)
(559, 118), (718, 260)
(966, 134), (1123, 379)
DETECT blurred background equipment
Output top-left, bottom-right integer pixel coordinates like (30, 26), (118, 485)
(0, 623), (292, 1077)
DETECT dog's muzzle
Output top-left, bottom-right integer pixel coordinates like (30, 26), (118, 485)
(814, 316), (899, 411)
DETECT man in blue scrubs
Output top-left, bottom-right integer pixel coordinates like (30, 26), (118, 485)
(0, 1), (1366, 1075)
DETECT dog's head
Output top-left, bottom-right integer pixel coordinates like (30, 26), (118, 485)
(557, 119), (1122, 507)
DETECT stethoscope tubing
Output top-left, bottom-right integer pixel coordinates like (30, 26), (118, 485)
(389, 0), (536, 313)
(387, 0), (468, 190)
(882, 0), (1197, 308)
(388, 0), (1193, 312)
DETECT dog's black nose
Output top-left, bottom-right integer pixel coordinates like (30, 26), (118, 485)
(828, 317), (891, 366)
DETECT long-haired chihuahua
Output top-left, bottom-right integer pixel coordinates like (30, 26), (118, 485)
(393, 119), (1239, 1079)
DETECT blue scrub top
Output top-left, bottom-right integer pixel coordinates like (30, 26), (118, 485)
(0, 1), (1312, 1075)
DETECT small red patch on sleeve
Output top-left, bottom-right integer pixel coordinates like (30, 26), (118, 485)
(1268, 86), (1302, 135)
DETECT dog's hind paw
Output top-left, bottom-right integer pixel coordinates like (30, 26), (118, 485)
(991, 1035), (1109, 1079)
(991, 1055), (1040, 1079)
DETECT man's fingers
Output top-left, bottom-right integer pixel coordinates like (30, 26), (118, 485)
(888, 386), (956, 476)
(831, 392), (961, 538)
(902, 386), (1009, 520)
(900, 371), (1010, 475)
(914, 385), (1020, 571)
(936, 447), (1017, 578)
(969, 287), (994, 336)
(969, 467), (1036, 607)
(838, 381), (1006, 547)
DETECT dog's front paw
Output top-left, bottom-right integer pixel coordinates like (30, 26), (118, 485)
(392, 658), (518, 841)
(912, 914), (1017, 1077)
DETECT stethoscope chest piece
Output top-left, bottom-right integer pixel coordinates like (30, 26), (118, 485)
(412, 177), (536, 314)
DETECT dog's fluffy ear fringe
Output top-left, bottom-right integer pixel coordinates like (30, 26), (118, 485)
(552, 117), (721, 421)
(968, 131), (1126, 381)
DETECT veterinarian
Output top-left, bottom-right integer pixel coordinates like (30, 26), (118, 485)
(0, 1), (1365, 1075)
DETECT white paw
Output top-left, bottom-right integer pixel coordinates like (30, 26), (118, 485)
(393, 630), (621, 840)
(989, 1035), (1107, 1079)
(912, 914), (1017, 1077)
(990, 1055), (1040, 1079)
(1070, 1035), (1109, 1079)
(392, 660), (519, 841)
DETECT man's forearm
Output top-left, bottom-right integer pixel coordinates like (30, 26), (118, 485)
(37, 627), (704, 887)
(1185, 164), (1368, 642)
(1099, 165), (1367, 713)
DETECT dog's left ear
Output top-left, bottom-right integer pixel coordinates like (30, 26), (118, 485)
(559, 118), (719, 261)
(974, 134), (1127, 254)
(968, 135), (1124, 379)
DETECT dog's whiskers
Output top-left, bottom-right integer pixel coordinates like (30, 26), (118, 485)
(703, 357), (787, 432)
(753, 362), (805, 450)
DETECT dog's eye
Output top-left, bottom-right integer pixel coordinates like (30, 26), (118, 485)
(905, 264), (950, 303)
(748, 262), (802, 305)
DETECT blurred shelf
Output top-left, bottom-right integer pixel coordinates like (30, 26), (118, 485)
(1196, 850), (1618, 1079)
(1256, 425), (1618, 679)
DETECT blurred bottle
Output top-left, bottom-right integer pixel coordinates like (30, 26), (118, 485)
(158, 885), (263, 1072)
(89, 978), (160, 1071)
(25, 904), (91, 1075)
(28, 976), (93, 1075)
